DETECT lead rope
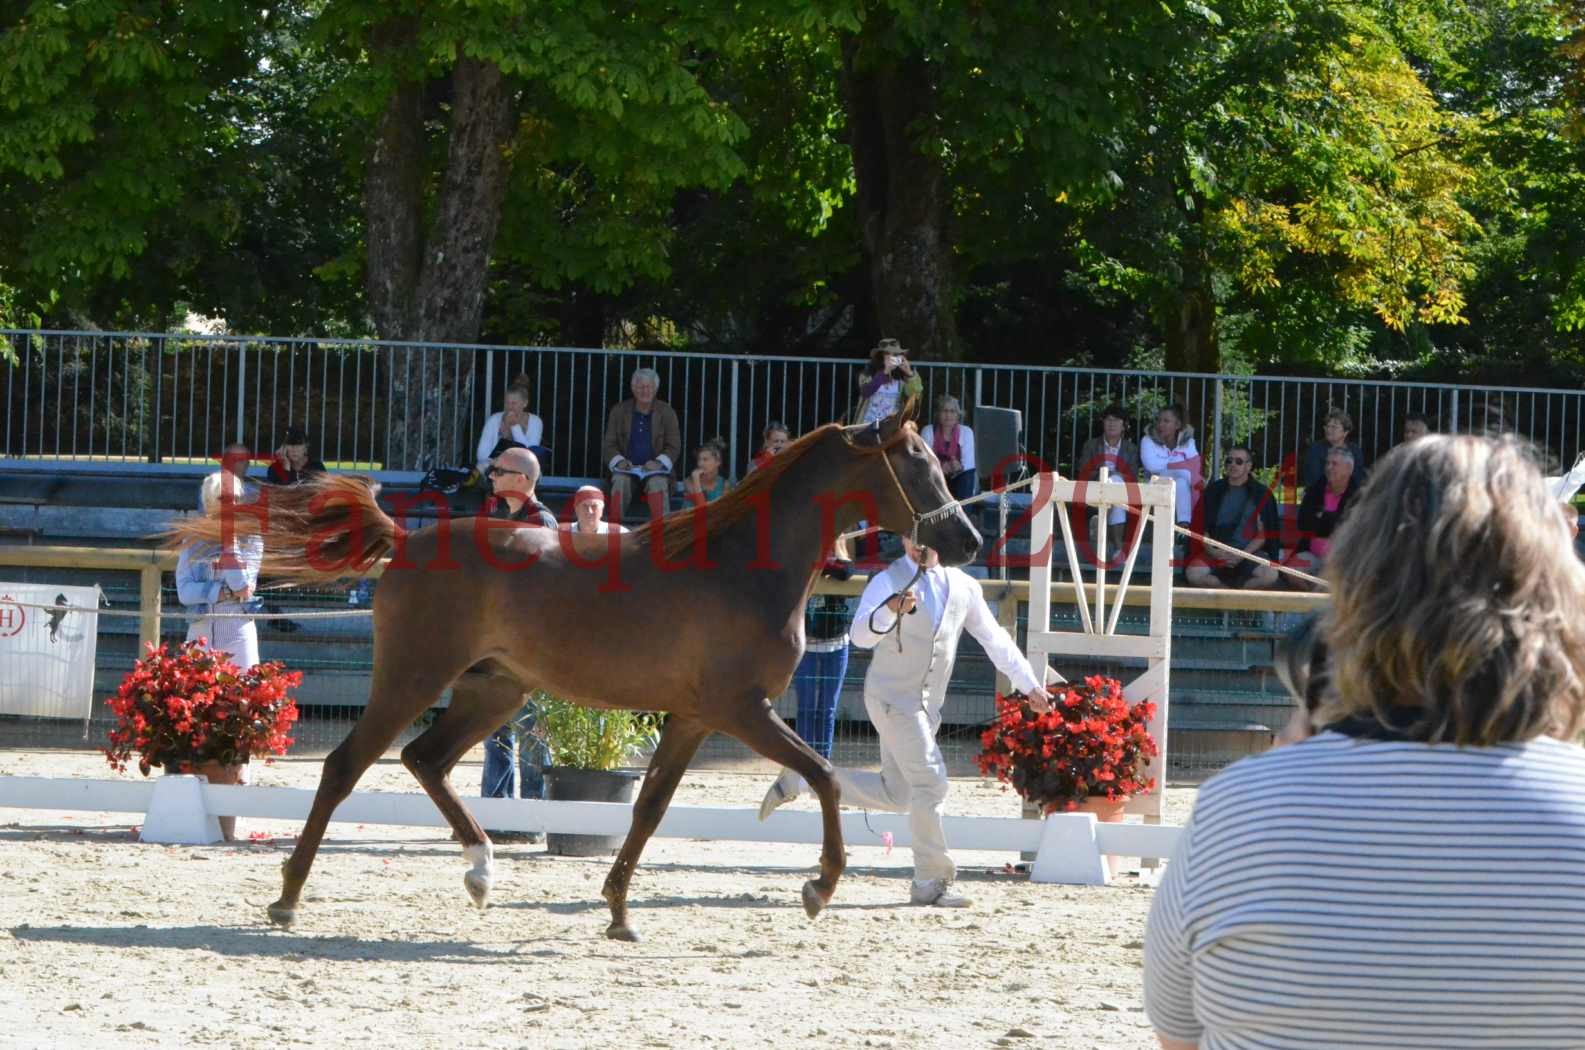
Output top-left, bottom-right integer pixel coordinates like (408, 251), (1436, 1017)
(867, 428), (932, 652)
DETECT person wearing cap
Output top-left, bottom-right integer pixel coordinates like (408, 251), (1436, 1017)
(854, 338), (923, 425)
(562, 485), (628, 535)
(267, 426), (327, 486)
(759, 537), (1053, 909)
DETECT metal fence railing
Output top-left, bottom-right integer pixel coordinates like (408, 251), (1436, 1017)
(7, 329), (1585, 485)
(0, 546), (1312, 780)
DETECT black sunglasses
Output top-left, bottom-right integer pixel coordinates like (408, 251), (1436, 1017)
(488, 466), (526, 478)
(1224, 456), (1250, 466)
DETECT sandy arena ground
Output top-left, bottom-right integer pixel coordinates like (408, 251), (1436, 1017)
(0, 749), (1196, 1050)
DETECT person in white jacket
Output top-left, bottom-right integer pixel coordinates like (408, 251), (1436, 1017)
(475, 378), (545, 473)
(176, 472), (264, 670)
(759, 539), (1053, 908)
(1139, 404), (1202, 524)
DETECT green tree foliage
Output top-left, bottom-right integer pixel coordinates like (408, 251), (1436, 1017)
(0, 0), (1580, 388)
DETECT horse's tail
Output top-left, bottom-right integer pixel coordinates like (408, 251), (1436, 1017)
(166, 474), (400, 583)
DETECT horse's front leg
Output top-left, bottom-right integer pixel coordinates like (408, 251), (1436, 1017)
(601, 716), (711, 941)
(728, 700), (845, 917)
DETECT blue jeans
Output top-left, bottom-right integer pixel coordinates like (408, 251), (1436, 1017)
(482, 705), (548, 799)
(793, 647), (849, 760)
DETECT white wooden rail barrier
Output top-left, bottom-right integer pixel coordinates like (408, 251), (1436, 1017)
(0, 775), (1183, 886)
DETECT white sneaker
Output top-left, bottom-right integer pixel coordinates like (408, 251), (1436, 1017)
(757, 769), (800, 821)
(910, 878), (972, 908)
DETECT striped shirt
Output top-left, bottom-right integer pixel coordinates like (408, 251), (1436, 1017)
(1144, 730), (1585, 1049)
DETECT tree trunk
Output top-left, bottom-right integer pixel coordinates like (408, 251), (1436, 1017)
(841, 24), (959, 361)
(363, 19), (424, 343)
(363, 35), (516, 469)
(1162, 248), (1220, 375)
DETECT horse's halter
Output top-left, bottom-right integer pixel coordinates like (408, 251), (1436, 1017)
(867, 421), (959, 651)
(869, 421), (962, 551)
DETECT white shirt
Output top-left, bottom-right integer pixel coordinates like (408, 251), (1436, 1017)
(560, 519), (627, 534)
(850, 556), (1042, 694)
(476, 411), (545, 472)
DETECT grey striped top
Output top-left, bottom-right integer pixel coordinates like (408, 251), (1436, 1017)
(1144, 730), (1585, 1049)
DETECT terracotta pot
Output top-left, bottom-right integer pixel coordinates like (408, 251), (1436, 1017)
(1078, 795), (1128, 878)
(188, 760), (245, 842)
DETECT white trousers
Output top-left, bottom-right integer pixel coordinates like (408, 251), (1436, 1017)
(1159, 468), (1196, 523)
(832, 690), (954, 882)
(186, 606), (259, 671)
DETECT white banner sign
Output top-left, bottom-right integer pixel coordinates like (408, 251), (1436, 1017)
(0, 584), (102, 721)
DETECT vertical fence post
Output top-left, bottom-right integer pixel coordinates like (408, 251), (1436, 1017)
(149, 336), (164, 464)
(729, 359), (741, 481)
(992, 580), (1020, 695)
(1449, 389), (1460, 435)
(1211, 377), (1225, 470)
(974, 367), (984, 411)
(138, 563), (162, 653)
(235, 342), (247, 445)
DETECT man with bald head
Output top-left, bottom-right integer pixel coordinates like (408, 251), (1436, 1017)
(486, 446), (556, 528)
(475, 444), (554, 834)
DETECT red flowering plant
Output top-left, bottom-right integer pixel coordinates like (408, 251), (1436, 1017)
(976, 675), (1158, 813)
(104, 640), (302, 776)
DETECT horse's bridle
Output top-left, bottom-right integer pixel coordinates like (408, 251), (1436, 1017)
(869, 421), (963, 551)
(867, 422), (962, 650)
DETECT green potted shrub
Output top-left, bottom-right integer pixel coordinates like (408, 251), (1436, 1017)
(530, 691), (661, 856)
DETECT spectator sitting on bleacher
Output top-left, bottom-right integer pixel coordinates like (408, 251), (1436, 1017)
(747, 422), (791, 474)
(1077, 403), (1142, 551)
(178, 471), (264, 671)
(854, 338), (923, 425)
(1140, 403), (1202, 525)
(1401, 412), (1431, 445)
(920, 395), (977, 501)
(486, 447), (556, 527)
(476, 374), (546, 474)
(562, 485), (628, 534)
(267, 426), (327, 486)
(1289, 445), (1360, 588)
(602, 367), (681, 524)
(684, 438), (731, 505)
(1300, 409), (1366, 492)
(1186, 444), (1280, 590)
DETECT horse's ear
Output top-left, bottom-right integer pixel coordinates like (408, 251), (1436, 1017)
(876, 399), (918, 442)
(843, 419), (884, 448)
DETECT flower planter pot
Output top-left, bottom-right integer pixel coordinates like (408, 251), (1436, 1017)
(1078, 795), (1128, 878)
(187, 760), (246, 842)
(543, 767), (641, 857)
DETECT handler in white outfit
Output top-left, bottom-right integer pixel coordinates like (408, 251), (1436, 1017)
(176, 472), (265, 671)
(759, 539), (1052, 908)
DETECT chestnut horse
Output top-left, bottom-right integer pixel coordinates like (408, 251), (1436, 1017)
(171, 410), (980, 940)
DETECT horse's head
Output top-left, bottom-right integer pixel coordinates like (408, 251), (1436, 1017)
(846, 406), (982, 567)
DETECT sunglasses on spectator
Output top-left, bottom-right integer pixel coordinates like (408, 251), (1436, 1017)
(488, 467), (526, 479)
(1224, 456), (1250, 466)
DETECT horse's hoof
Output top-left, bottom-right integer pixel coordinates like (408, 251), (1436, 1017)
(605, 922), (640, 942)
(802, 880), (827, 919)
(266, 901), (297, 927)
(464, 870), (492, 909)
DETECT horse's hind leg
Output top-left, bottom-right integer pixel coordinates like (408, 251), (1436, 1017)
(267, 661), (465, 927)
(400, 670), (530, 909)
(717, 700), (844, 919)
(602, 715), (711, 942)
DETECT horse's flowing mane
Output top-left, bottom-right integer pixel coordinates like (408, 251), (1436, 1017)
(640, 420), (917, 560)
